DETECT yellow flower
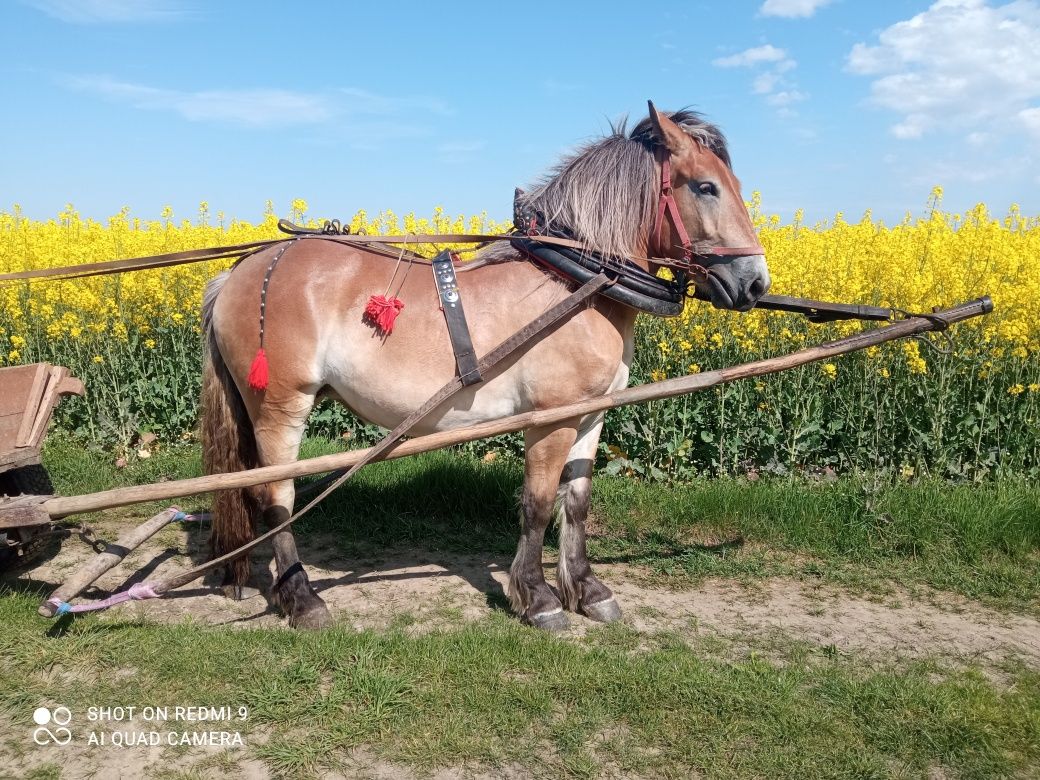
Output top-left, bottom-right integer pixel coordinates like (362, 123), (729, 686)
(9, 335), (25, 347)
(1029, 383), (1040, 393)
(8, 349), (20, 361)
(821, 363), (837, 380)
(688, 363), (701, 374)
(1008, 384), (1025, 396)
(650, 369), (667, 382)
(878, 367), (891, 379)
(92, 355), (104, 364)
(144, 338), (156, 349)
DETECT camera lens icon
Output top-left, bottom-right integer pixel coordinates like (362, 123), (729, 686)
(32, 706), (72, 745)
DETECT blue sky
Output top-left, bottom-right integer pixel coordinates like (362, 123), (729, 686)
(2, 0), (1038, 226)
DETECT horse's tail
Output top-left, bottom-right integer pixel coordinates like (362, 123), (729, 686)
(201, 271), (263, 586)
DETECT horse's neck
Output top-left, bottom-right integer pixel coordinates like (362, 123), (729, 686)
(596, 296), (639, 345)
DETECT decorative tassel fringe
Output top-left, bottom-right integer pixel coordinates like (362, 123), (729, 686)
(364, 295), (405, 334)
(247, 348), (269, 391)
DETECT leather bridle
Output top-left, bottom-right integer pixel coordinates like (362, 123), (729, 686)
(652, 149), (765, 277)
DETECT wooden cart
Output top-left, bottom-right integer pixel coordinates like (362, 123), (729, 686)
(0, 363), (83, 569)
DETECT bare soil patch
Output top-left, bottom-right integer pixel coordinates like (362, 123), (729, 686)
(11, 519), (1040, 667)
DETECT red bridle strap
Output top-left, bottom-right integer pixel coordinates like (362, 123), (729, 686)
(653, 150), (765, 267)
(655, 155), (693, 258)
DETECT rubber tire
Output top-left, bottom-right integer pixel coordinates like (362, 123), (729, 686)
(0, 464), (60, 574)
(2, 463), (55, 496)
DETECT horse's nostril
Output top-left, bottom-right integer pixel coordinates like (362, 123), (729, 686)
(749, 277), (767, 298)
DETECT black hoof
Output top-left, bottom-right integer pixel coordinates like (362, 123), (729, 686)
(289, 602), (333, 630)
(222, 584), (261, 601)
(527, 608), (570, 632)
(582, 598), (623, 623)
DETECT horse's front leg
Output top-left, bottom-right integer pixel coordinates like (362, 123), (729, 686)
(508, 423), (578, 631)
(556, 412), (622, 623)
(253, 392), (332, 629)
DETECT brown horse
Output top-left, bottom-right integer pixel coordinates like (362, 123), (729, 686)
(202, 105), (770, 629)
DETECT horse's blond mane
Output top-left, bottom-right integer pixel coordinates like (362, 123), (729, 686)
(505, 109), (730, 261)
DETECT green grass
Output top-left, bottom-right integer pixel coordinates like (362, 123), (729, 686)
(0, 587), (1038, 779)
(39, 438), (1040, 612)
(0, 439), (1036, 777)
(590, 474), (1040, 611)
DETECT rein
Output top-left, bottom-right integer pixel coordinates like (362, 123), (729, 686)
(0, 230), (595, 285)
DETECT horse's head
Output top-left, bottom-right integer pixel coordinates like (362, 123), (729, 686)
(644, 102), (770, 312)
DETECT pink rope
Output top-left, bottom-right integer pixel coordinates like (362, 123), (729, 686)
(48, 582), (160, 615)
(46, 506), (206, 617)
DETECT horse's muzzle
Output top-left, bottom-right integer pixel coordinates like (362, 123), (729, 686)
(701, 254), (771, 312)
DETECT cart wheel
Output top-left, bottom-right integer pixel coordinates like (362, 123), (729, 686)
(0, 534), (15, 571)
(0, 465), (60, 573)
(1, 463), (55, 496)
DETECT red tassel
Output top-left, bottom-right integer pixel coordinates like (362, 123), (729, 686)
(247, 348), (269, 391)
(364, 294), (405, 334)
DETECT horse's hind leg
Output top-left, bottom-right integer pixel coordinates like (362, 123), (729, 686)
(556, 413), (621, 623)
(253, 393), (332, 629)
(508, 422), (578, 631)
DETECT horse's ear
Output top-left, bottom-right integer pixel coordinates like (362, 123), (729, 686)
(647, 100), (690, 155)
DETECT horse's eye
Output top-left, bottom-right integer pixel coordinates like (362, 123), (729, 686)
(697, 181), (719, 197)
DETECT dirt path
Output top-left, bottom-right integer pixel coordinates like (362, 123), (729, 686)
(13, 524), (1040, 667)
(7, 520), (1040, 780)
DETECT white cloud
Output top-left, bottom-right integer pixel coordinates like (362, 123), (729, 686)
(759, 0), (833, 18)
(847, 0), (1040, 140)
(67, 76), (333, 126)
(22, 0), (186, 23)
(753, 72), (782, 95)
(713, 45), (804, 114)
(1021, 107), (1040, 136)
(66, 76), (452, 131)
(767, 90), (808, 107)
(712, 45), (790, 68)
(337, 87), (451, 117)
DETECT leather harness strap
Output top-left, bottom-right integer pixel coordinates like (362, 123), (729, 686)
(0, 232), (601, 284)
(431, 250), (482, 386)
(0, 240), (279, 283)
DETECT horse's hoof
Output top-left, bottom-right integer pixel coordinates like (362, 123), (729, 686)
(222, 585), (261, 601)
(289, 602), (332, 630)
(582, 598), (622, 623)
(527, 608), (570, 632)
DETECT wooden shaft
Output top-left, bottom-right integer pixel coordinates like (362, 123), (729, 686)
(37, 507), (180, 617)
(37, 296), (991, 520)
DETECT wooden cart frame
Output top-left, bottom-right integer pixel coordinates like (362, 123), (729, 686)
(0, 362), (83, 567)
